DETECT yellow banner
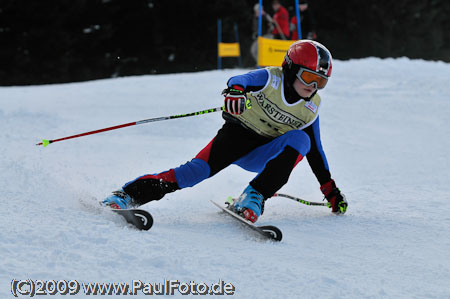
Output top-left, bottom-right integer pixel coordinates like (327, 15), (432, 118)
(218, 42), (241, 57)
(257, 36), (296, 67)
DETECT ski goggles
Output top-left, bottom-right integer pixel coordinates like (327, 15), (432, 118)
(296, 67), (329, 89)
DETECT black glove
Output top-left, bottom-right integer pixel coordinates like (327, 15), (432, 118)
(222, 85), (249, 115)
(320, 180), (348, 214)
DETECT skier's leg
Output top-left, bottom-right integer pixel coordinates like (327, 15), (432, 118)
(195, 121), (272, 177)
(122, 169), (180, 205)
(167, 121), (271, 188)
(121, 122), (270, 205)
(250, 144), (306, 198)
(233, 130), (311, 221)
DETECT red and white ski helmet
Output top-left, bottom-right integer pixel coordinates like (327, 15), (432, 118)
(282, 40), (333, 83)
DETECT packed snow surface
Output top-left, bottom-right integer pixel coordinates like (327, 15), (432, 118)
(1, 58), (450, 298)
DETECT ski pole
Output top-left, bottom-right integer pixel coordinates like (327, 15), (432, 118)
(274, 193), (330, 207)
(36, 106), (223, 147)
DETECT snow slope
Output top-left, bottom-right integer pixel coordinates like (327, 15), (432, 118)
(1, 58), (450, 298)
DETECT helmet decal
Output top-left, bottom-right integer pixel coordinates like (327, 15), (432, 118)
(316, 44), (331, 75)
(284, 53), (293, 67)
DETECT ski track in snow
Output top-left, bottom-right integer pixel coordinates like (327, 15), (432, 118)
(1, 58), (450, 298)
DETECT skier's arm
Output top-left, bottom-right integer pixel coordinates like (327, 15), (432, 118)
(227, 69), (269, 92)
(303, 117), (348, 214)
(302, 117), (331, 185)
(222, 68), (269, 122)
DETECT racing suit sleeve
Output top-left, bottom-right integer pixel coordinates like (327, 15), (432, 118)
(227, 68), (269, 92)
(223, 69), (270, 124)
(302, 116), (332, 185)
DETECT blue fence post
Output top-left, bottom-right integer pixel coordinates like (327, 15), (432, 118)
(258, 0), (263, 37)
(234, 23), (242, 68)
(295, 0), (302, 39)
(217, 19), (222, 70)
(257, 0), (263, 68)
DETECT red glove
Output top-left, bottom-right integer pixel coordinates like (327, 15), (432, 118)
(222, 85), (248, 115)
(320, 180), (348, 214)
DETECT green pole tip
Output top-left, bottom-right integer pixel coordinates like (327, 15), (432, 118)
(42, 139), (50, 147)
(226, 196), (234, 204)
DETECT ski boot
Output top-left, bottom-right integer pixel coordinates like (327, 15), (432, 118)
(233, 185), (265, 223)
(102, 189), (135, 210)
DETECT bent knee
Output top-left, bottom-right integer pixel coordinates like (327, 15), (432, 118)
(281, 130), (311, 156)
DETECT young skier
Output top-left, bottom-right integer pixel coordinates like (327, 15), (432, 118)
(103, 40), (348, 223)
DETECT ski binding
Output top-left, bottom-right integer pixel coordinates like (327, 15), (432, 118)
(211, 199), (282, 242)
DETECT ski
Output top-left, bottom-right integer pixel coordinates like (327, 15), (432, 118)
(112, 208), (153, 231)
(211, 200), (282, 242)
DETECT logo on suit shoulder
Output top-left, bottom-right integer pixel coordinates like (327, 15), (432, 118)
(271, 75), (281, 90)
(304, 101), (317, 113)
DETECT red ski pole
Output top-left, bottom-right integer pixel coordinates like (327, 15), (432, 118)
(36, 106), (223, 147)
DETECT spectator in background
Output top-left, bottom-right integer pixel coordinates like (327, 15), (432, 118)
(271, 0), (290, 40)
(252, 3), (273, 39)
(290, 0), (317, 40)
(250, 3), (274, 63)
